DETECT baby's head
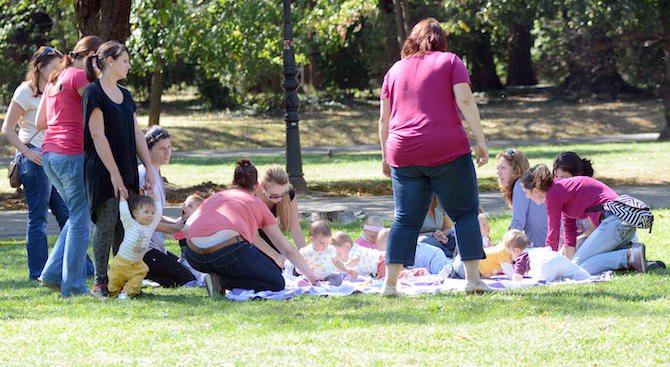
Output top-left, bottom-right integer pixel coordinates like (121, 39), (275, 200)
(375, 228), (390, 252)
(182, 193), (204, 219)
(129, 195), (156, 225)
(309, 220), (332, 252)
(331, 231), (354, 260)
(362, 215), (384, 243)
(478, 212), (490, 237)
(502, 229), (530, 260)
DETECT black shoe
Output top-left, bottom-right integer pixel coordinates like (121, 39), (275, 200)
(647, 261), (666, 270)
(92, 283), (109, 297)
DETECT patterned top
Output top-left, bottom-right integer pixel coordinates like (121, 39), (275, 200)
(117, 199), (162, 262)
(299, 245), (339, 278)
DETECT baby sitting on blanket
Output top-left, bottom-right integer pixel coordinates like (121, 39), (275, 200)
(331, 231), (386, 279)
(298, 221), (358, 285)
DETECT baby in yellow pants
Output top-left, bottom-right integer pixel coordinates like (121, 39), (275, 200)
(108, 193), (162, 299)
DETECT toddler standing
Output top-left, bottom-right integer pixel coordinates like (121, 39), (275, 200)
(108, 193), (162, 299)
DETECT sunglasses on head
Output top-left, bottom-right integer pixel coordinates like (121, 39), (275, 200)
(36, 47), (63, 64)
(146, 128), (167, 145)
(503, 149), (515, 157)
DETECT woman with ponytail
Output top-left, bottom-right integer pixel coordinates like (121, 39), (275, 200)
(183, 160), (319, 296)
(34, 36), (103, 297)
(520, 164), (647, 275)
(81, 40), (156, 297)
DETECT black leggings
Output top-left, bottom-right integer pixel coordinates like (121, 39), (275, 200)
(143, 249), (195, 287)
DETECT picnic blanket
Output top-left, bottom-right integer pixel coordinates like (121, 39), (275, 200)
(225, 271), (613, 301)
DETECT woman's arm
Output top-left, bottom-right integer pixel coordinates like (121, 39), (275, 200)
(35, 92), (48, 131)
(454, 83), (488, 167)
(133, 115), (155, 190)
(89, 108), (128, 199)
(510, 181), (530, 230)
(288, 199), (307, 249)
(262, 224), (318, 284)
(378, 98), (391, 177)
(2, 101), (42, 165)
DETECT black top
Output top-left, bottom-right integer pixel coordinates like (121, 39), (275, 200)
(259, 188), (297, 251)
(82, 80), (139, 222)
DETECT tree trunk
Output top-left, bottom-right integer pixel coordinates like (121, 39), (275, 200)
(468, 31), (503, 92)
(506, 22), (537, 86)
(303, 0), (322, 90)
(74, 0), (131, 42)
(148, 57), (164, 126)
(392, 0), (407, 49)
(658, 0), (670, 141)
(379, 0), (401, 65)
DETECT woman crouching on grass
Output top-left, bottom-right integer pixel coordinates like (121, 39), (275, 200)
(183, 160), (318, 296)
(520, 164), (647, 275)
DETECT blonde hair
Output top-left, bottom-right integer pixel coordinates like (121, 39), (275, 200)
(187, 193), (204, 207)
(331, 231), (354, 247)
(502, 229), (530, 251)
(261, 165), (292, 231)
(496, 149), (530, 208)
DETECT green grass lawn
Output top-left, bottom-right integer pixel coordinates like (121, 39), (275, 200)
(1, 212), (668, 366)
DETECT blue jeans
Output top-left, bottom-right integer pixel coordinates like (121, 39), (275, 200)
(17, 147), (68, 279)
(573, 212), (635, 275)
(40, 152), (91, 296)
(388, 154), (485, 265)
(184, 240), (284, 292)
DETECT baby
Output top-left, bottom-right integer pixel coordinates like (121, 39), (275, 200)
(355, 215), (384, 249)
(108, 193), (162, 299)
(331, 231), (386, 278)
(299, 220), (357, 285)
(504, 229), (591, 282)
(478, 212), (492, 248)
(376, 228), (452, 276)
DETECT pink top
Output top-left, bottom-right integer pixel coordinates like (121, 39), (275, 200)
(381, 51), (472, 167)
(42, 68), (89, 155)
(187, 188), (276, 243)
(355, 234), (377, 249)
(545, 177), (617, 250)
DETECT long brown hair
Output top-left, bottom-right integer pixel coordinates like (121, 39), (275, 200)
(261, 165), (292, 231)
(496, 149), (530, 208)
(85, 40), (130, 82)
(401, 18), (447, 59)
(49, 35), (103, 83)
(25, 46), (63, 96)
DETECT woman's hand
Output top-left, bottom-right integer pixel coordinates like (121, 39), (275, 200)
(433, 230), (448, 244)
(382, 160), (391, 178)
(111, 173), (128, 199)
(144, 166), (156, 192)
(24, 150), (42, 165)
(475, 140), (489, 167)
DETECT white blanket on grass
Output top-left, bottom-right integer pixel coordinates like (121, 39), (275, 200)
(225, 272), (613, 302)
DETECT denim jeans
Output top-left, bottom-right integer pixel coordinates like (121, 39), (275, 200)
(573, 212), (635, 275)
(17, 147), (68, 279)
(184, 240), (284, 292)
(388, 154), (485, 265)
(40, 152), (91, 296)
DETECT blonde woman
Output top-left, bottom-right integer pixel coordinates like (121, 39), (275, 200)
(254, 165), (307, 267)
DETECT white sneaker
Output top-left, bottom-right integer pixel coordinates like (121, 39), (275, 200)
(142, 279), (160, 288)
(117, 292), (129, 300)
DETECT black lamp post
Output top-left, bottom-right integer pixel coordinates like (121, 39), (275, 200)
(282, 0), (307, 192)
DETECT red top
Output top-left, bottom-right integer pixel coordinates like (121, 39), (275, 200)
(187, 188), (277, 243)
(381, 51), (472, 167)
(545, 177), (618, 250)
(42, 68), (89, 155)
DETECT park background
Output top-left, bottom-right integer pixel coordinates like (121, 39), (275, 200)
(0, 1), (669, 366)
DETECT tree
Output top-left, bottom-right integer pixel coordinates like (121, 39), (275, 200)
(658, 0), (670, 140)
(392, 0), (410, 49)
(74, 0), (131, 41)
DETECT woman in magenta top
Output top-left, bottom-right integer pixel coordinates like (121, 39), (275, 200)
(521, 164), (647, 274)
(183, 160), (318, 296)
(35, 36), (103, 297)
(378, 18), (491, 296)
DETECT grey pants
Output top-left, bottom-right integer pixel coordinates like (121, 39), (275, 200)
(92, 197), (124, 285)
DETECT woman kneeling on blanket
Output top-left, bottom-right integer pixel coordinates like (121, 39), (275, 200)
(521, 164), (647, 275)
(183, 159), (318, 296)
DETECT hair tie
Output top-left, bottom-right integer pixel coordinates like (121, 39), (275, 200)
(68, 51), (77, 59)
(239, 165), (252, 174)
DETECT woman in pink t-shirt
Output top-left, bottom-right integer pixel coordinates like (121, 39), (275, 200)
(34, 36), (103, 297)
(521, 164), (647, 275)
(379, 18), (491, 296)
(183, 160), (318, 296)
